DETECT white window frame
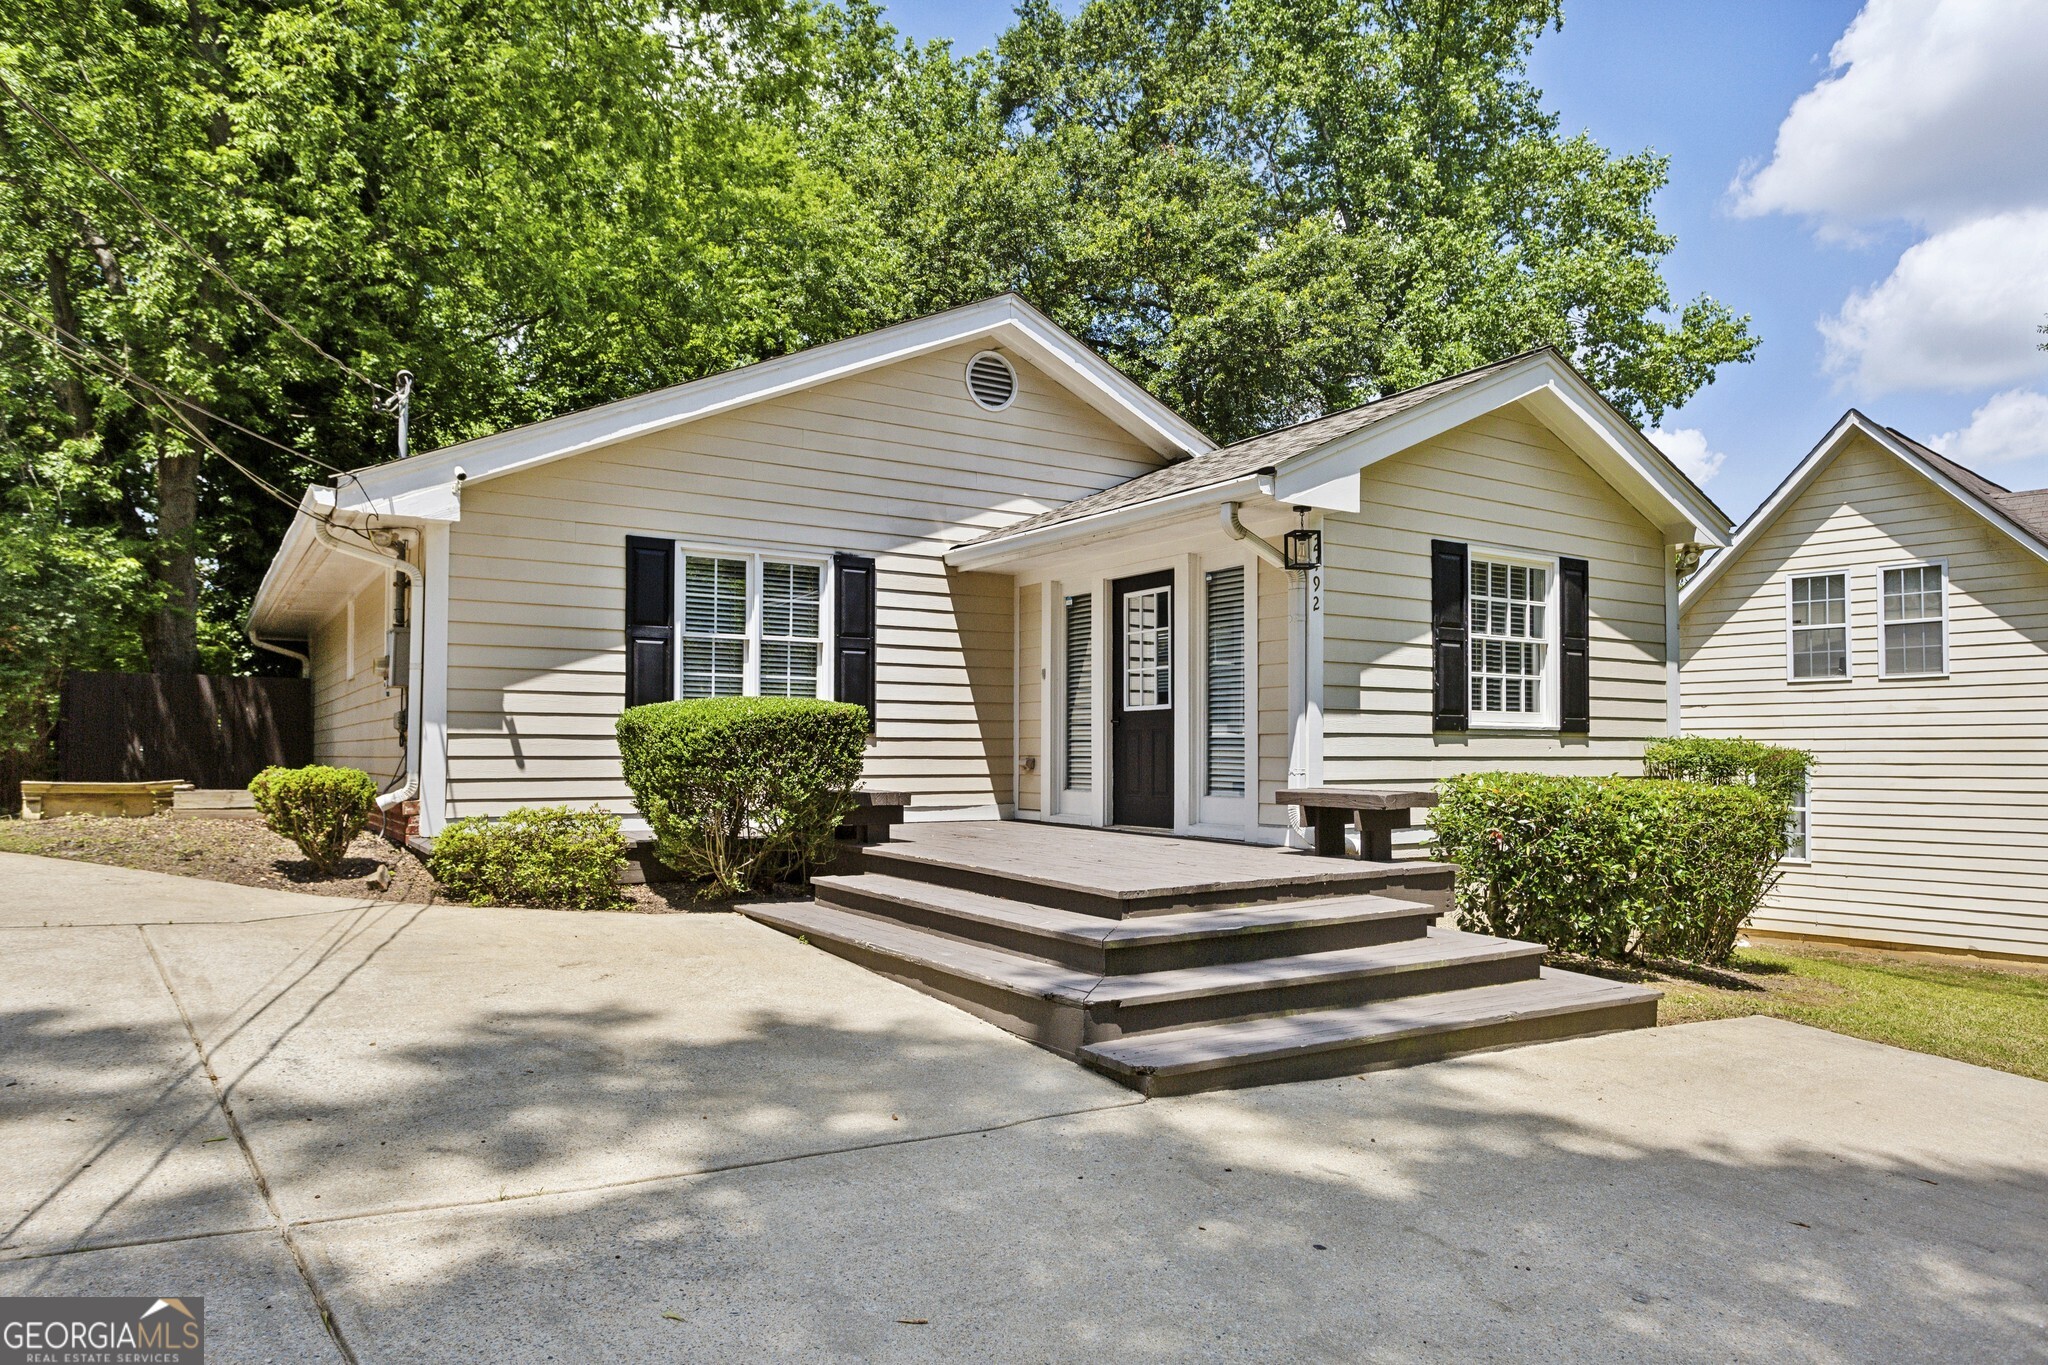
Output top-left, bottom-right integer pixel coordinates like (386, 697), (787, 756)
(1467, 545), (1560, 731)
(1875, 559), (1949, 680)
(1783, 778), (1812, 865)
(1119, 584), (1173, 713)
(674, 546), (834, 700)
(1784, 570), (1853, 684)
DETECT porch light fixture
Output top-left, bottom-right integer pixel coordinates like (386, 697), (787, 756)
(1282, 508), (1322, 572)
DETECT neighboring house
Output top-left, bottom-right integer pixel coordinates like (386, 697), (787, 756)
(1681, 412), (2048, 961)
(248, 294), (1728, 848)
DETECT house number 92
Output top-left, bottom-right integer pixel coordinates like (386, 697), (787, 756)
(1309, 570), (1322, 611)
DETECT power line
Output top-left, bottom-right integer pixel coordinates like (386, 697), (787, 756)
(0, 68), (392, 397)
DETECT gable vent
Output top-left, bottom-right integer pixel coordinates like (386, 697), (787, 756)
(966, 351), (1018, 410)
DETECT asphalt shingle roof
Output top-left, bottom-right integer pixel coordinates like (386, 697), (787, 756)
(1888, 427), (2048, 550)
(970, 350), (1544, 545)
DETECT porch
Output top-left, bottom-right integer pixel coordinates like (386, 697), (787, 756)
(752, 820), (1659, 1094)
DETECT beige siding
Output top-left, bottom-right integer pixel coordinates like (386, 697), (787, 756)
(1682, 431), (2048, 958)
(1016, 582), (1043, 813)
(442, 342), (1163, 819)
(1321, 408), (1672, 791)
(311, 570), (402, 780)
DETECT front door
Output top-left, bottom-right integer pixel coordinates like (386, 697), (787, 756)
(1111, 570), (1174, 828)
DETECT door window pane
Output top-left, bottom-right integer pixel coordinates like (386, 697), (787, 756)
(1122, 587), (1171, 710)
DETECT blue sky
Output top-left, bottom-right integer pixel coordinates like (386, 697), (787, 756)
(877, 0), (2048, 520)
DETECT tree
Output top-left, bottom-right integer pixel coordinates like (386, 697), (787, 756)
(813, 0), (1756, 442)
(0, 0), (887, 696)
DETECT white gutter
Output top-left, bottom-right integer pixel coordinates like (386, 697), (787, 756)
(248, 625), (309, 676)
(315, 518), (425, 809)
(947, 473), (1263, 569)
(1221, 502), (1287, 569)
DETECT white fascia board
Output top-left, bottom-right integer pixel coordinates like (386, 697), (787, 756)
(1682, 410), (2048, 610)
(1269, 353), (1731, 544)
(331, 295), (1211, 520)
(945, 473), (1264, 570)
(248, 487), (422, 634)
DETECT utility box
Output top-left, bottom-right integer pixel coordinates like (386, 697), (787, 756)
(385, 625), (411, 688)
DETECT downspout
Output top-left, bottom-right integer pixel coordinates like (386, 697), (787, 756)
(316, 518), (425, 817)
(1220, 502), (1286, 568)
(248, 625), (309, 677)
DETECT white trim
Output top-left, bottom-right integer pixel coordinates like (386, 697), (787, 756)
(946, 474), (1264, 570)
(965, 350), (1018, 411)
(1874, 557), (1950, 680)
(323, 295), (1211, 525)
(673, 544), (834, 701)
(1465, 544), (1562, 731)
(1664, 547), (1682, 733)
(344, 595), (356, 679)
(1193, 552), (1256, 835)
(418, 522), (451, 836)
(1783, 569), (1853, 684)
(1683, 410), (2048, 610)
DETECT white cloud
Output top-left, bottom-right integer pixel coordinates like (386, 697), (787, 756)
(1933, 388), (2048, 464)
(1733, 0), (2048, 229)
(1818, 209), (2048, 392)
(1647, 427), (1727, 483)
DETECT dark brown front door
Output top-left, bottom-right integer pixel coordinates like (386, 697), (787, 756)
(1111, 570), (1174, 828)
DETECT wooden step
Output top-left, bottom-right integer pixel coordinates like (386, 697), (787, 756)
(1078, 968), (1661, 1096)
(744, 902), (1548, 1055)
(810, 872), (1440, 973)
(856, 838), (1453, 920)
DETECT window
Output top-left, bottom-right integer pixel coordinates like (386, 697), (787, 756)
(1122, 586), (1171, 710)
(1879, 562), (1946, 677)
(1787, 573), (1849, 680)
(1063, 594), (1093, 791)
(1204, 567), (1246, 796)
(679, 551), (825, 699)
(1784, 779), (1811, 863)
(1468, 555), (1554, 725)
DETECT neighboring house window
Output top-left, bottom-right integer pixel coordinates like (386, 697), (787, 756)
(679, 551), (824, 699)
(1784, 779), (1811, 863)
(1787, 573), (1849, 680)
(1468, 555), (1555, 725)
(1204, 567), (1246, 796)
(1878, 562), (1947, 677)
(1063, 593), (1093, 792)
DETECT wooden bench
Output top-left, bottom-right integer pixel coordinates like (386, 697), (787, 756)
(1276, 786), (1439, 861)
(838, 789), (910, 844)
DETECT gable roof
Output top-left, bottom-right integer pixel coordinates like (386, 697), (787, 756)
(324, 293), (1214, 523)
(951, 347), (1730, 565)
(1680, 410), (2048, 608)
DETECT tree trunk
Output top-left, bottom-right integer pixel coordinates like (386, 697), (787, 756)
(152, 439), (201, 676)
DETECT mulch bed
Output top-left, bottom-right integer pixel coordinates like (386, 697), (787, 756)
(0, 814), (712, 913)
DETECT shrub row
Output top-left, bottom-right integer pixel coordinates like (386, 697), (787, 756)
(429, 806), (628, 910)
(1642, 735), (1811, 804)
(1432, 770), (1788, 966)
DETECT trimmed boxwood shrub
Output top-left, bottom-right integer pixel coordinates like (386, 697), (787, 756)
(616, 696), (867, 898)
(1431, 772), (1788, 966)
(248, 764), (377, 875)
(1643, 735), (1812, 804)
(428, 806), (626, 910)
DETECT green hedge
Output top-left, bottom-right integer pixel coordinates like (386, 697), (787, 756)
(248, 764), (377, 875)
(428, 806), (626, 910)
(1643, 735), (1811, 804)
(1430, 772), (1787, 966)
(616, 696), (867, 898)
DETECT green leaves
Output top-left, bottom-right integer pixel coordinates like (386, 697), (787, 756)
(428, 806), (628, 911)
(247, 763), (377, 874)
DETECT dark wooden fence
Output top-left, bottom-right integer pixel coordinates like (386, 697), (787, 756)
(57, 672), (313, 789)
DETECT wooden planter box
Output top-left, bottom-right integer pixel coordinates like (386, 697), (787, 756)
(19, 780), (188, 820)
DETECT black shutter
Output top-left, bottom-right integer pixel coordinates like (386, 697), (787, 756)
(1559, 555), (1590, 734)
(624, 535), (674, 709)
(833, 552), (878, 727)
(1431, 539), (1469, 732)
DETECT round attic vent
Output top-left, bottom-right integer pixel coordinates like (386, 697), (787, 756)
(966, 351), (1018, 411)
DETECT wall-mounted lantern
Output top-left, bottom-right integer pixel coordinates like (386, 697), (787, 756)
(1282, 507), (1322, 572)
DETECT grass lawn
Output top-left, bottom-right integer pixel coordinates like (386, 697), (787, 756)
(1646, 941), (2048, 1082)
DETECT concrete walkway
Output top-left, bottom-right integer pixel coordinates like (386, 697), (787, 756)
(2, 851), (2043, 1363)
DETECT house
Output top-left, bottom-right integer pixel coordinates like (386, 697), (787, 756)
(1680, 412), (2048, 962)
(248, 294), (1729, 849)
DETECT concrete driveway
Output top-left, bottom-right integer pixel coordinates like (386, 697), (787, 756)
(3, 851), (2043, 1363)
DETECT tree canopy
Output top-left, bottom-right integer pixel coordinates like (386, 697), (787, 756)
(0, 0), (1754, 769)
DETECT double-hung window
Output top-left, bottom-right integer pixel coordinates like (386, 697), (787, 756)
(1787, 573), (1849, 680)
(1468, 554), (1555, 726)
(1878, 562), (1946, 677)
(679, 551), (825, 699)
(1784, 779), (1811, 863)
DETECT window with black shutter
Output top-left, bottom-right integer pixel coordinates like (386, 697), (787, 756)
(624, 535), (675, 709)
(1431, 540), (1469, 731)
(833, 552), (878, 728)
